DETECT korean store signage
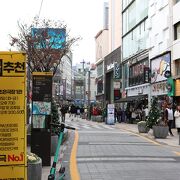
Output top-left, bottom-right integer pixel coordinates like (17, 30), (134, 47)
(0, 52), (27, 179)
(114, 63), (121, 79)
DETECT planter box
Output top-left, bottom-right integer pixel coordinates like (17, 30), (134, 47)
(91, 115), (103, 122)
(96, 115), (103, 122)
(138, 124), (150, 133)
(27, 158), (42, 180)
(153, 126), (169, 139)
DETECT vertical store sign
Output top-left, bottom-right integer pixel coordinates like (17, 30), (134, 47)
(0, 52), (27, 179)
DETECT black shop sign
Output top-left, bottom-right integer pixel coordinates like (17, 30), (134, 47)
(32, 75), (52, 102)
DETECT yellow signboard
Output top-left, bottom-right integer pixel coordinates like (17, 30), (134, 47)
(0, 52), (27, 179)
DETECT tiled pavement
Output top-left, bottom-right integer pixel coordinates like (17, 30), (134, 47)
(41, 117), (180, 179)
(115, 122), (180, 147)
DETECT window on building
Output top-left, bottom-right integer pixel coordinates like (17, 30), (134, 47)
(174, 22), (180, 40)
(129, 59), (149, 86)
(97, 80), (103, 94)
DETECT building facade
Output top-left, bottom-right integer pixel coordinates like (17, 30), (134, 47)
(95, 2), (109, 106)
(120, 0), (149, 110)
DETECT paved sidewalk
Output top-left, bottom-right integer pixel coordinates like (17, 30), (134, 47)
(41, 118), (180, 179)
(115, 122), (180, 147)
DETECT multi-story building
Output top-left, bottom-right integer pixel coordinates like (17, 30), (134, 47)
(72, 63), (85, 106)
(53, 52), (73, 104)
(120, 0), (149, 110)
(147, 0), (172, 105)
(172, 0), (180, 105)
(85, 64), (96, 105)
(73, 62), (96, 107)
(104, 0), (122, 105)
(95, 2), (109, 107)
(147, 0), (180, 106)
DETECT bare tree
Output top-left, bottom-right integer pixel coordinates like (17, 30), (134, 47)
(9, 16), (81, 75)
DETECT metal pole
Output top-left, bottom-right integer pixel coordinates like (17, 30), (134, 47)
(80, 60), (86, 106)
(88, 70), (91, 120)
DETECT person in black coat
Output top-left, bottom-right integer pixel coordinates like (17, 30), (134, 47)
(60, 105), (67, 122)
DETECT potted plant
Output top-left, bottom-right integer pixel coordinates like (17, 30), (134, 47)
(27, 152), (42, 180)
(146, 97), (168, 138)
(51, 100), (68, 155)
(51, 100), (60, 155)
(137, 120), (150, 133)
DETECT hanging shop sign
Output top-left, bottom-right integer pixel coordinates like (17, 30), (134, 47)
(167, 77), (175, 97)
(144, 67), (150, 83)
(114, 63), (121, 79)
(175, 79), (180, 96)
(0, 52), (27, 179)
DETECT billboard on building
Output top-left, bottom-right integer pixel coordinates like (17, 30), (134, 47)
(151, 52), (171, 83)
(31, 28), (66, 49)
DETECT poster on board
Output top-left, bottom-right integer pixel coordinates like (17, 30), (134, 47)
(107, 104), (115, 125)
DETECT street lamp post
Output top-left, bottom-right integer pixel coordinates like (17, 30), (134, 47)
(80, 59), (86, 106)
(87, 70), (91, 120)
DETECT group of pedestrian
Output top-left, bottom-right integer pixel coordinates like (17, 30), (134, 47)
(163, 103), (180, 136)
(59, 101), (180, 137)
(59, 104), (85, 122)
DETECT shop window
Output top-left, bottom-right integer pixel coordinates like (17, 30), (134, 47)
(174, 22), (180, 40)
(97, 81), (103, 94)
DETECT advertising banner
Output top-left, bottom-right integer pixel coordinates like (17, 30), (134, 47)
(151, 52), (171, 83)
(0, 52), (27, 179)
(107, 104), (115, 125)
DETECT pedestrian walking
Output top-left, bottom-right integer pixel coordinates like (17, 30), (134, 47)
(174, 105), (180, 134)
(165, 104), (174, 136)
(60, 104), (68, 123)
(70, 104), (76, 120)
(117, 107), (122, 123)
(131, 109), (136, 124)
(143, 106), (149, 120)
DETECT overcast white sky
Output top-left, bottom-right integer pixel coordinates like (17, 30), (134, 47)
(0, 0), (107, 65)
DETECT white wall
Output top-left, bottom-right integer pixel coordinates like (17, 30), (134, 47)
(172, 2), (180, 62)
(95, 29), (109, 61)
(147, 0), (171, 59)
(109, 0), (122, 52)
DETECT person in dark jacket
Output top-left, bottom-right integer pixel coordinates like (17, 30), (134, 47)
(60, 105), (67, 122)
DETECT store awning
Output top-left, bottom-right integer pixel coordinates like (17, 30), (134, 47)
(116, 94), (147, 103)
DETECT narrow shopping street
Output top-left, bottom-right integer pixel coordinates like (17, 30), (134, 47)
(43, 116), (180, 180)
